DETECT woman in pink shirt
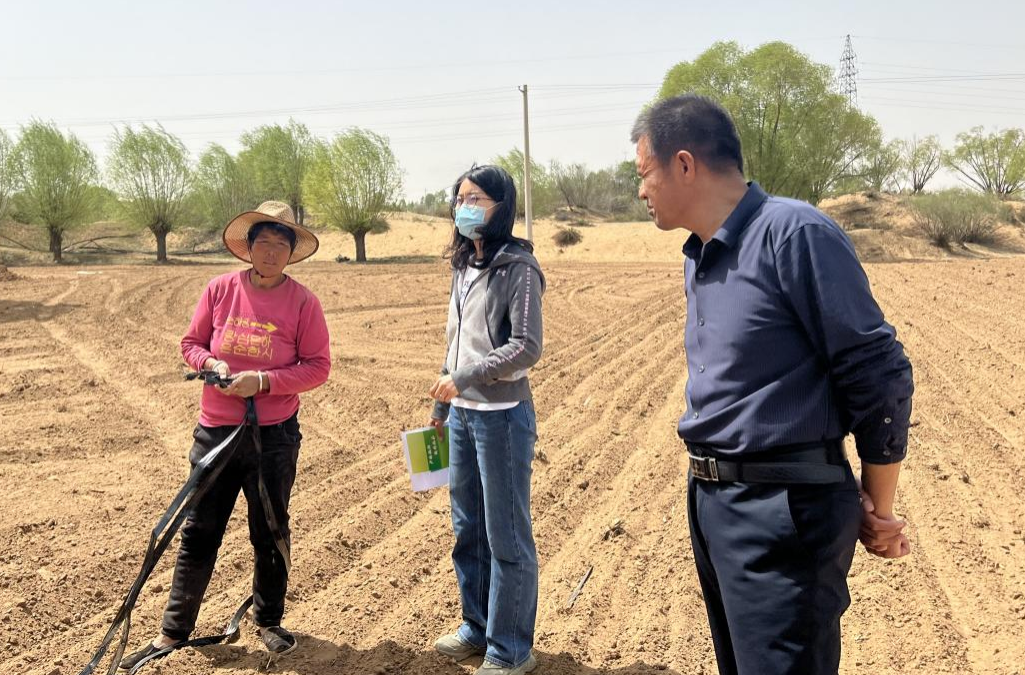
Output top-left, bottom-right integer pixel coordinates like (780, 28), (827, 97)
(121, 201), (330, 670)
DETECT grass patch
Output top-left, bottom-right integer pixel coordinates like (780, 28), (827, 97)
(553, 227), (583, 248)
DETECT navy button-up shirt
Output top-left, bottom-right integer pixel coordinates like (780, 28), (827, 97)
(679, 183), (913, 465)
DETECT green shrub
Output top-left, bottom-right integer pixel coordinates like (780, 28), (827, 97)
(910, 189), (1007, 248)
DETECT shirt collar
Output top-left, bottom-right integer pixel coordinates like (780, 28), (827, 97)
(682, 182), (769, 259)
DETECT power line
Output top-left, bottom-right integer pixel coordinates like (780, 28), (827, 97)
(861, 73), (1025, 83)
(0, 84), (654, 131)
(860, 85), (1025, 103)
(532, 83), (659, 89)
(861, 82), (1025, 97)
(0, 51), (682, 82)
(0, 88), (517, 128)
(79, 101), (649, 143)
(852, 35), (1025, 51)
(859, 61), (1025, 76)
(859, 73), (1025, 95)
(861, 96), (1025, 115)
(391, 118), (637, 145)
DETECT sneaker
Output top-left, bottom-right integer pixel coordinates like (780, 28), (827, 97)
(434, 633), (486, 661)
(259, 625), (298, 655)
(476, 652), (538, 675)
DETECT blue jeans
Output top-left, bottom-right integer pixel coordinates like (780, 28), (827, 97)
(448, 400), (538, 669)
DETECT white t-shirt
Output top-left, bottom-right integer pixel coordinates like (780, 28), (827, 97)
(451, 265), (518, 412)
(457, 265), (484, 309)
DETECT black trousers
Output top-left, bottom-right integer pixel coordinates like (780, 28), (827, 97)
(688, 464), (861, 675)
(161, 415), (301, 640)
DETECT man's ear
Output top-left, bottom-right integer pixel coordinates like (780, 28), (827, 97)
(675, 150), (696, 182)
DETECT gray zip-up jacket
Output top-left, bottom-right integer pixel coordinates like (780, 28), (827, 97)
(432, 243), (545, 421)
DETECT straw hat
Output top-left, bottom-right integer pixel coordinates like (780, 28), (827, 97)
(222, 201), (319, 264)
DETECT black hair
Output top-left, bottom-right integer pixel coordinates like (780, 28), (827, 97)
(630, 93), (744, 174)
(444, 164), (532, 269)
(247, 221), (297, 252)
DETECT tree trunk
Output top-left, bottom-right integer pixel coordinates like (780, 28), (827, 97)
(49, 228), (62, 264)
(293, 201), (304, 226)
(353, 230), (367, 262)
(155, 229), (169, 263)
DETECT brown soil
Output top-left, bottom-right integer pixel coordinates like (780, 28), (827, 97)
(1, 253), (1024, 675)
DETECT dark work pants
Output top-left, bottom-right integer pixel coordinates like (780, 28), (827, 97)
(687, 464), (861, 675)
(161, 414), (301, 640)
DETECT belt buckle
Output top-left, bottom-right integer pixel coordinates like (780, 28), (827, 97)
(689, 455), (719, 481)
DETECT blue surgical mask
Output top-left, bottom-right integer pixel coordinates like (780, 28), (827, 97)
(454, 204), (487, 240)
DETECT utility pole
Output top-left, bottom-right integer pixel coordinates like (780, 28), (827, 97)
(839, 34), (858, 108)
(519, 84), (533, 242)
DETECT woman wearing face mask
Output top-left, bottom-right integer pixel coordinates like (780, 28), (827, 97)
(429, 165), (545, 675)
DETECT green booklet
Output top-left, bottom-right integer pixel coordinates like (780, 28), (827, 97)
(401, 425), (450, 492)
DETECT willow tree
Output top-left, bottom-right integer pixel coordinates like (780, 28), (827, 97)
(657, 41), (880, 203)
(945, 126), (1025, 197)
(901, 135), (943, 194)
(860, 139), (904, 192)
(238, 120), (313, 224)
(0, 129), (16, 222)
(304, 128), (402, 262)
(108, 125), (192, 262)
(13, 121), (98, 263)
(492, 148), (558, 217)
(194, 144), (254, 229)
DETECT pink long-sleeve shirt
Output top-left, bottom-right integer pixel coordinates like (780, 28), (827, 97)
(181, 270), (331, 427)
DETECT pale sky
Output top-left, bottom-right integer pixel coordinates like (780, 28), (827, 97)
(1, 0), (1023, 199)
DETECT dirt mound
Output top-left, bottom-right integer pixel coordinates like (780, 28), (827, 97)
(0, 264), (17, 281)
(820, 192), (916, 233)
(820, 192), (1025, 262)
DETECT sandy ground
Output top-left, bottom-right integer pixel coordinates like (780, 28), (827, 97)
(4, 192), (1022, 269)
(277, 206), (1025, 266)
(315, 214), (695, 265)
(1, 238), (1024, 674)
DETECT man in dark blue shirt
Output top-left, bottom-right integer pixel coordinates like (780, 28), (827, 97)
(631, 94), (914, 675)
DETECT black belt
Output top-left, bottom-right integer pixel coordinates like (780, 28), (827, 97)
(686, 443), (848, 484)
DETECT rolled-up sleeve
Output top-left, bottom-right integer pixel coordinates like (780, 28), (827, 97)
(774, 223), (914, 464)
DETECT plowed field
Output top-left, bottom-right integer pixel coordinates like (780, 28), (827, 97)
(1, 256), (1023, 675)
